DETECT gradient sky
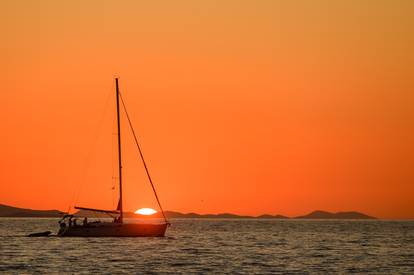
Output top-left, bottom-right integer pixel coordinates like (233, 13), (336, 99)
(1, 0), (413, 218)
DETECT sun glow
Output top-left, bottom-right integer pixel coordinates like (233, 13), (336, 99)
(135, 208), (157, 215)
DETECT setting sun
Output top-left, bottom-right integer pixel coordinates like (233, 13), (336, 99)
(135, 208), (157, 215)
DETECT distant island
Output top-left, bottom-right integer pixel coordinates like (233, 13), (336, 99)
(295, 210), (375, 220)
(0, 204), (65, 217)
(0, 204), (376, 219)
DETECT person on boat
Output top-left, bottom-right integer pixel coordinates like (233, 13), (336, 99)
(83, 217), (88, 226)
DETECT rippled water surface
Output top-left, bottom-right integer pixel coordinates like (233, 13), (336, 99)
(0, 218), (413, 273)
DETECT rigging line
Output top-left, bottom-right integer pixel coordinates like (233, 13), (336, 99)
(68, 82), (115, 213)
(119, 93), (169, 224)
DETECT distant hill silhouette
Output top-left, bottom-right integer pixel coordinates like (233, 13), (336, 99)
(160, 212), (290, 219)
(256, 214), (289, 219)
(0, 204), (375, 219)
(296, 210), (376, 219)
(0, 204), (64, 217)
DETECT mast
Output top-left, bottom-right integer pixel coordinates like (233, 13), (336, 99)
(115, 78), (123, 223)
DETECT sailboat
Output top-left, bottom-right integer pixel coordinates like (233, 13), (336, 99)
(57, 78), (169, 237)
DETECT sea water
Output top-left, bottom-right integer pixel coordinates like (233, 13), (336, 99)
(0, 218), (413, 274)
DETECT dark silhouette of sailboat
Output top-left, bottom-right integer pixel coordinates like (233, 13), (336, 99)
(57, 78), (169, 237)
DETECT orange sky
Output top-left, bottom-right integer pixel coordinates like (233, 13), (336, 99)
(1, 1), (413, 219)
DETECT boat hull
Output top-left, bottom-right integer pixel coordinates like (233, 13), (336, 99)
(58, 222), (168, 237)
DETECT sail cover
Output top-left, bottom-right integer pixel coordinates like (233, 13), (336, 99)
(74, 206), (120, 215)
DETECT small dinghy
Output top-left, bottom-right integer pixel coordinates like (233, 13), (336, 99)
(28, 231), (52, 237)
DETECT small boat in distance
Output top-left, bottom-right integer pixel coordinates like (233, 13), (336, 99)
(58, 78), (169, 237)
